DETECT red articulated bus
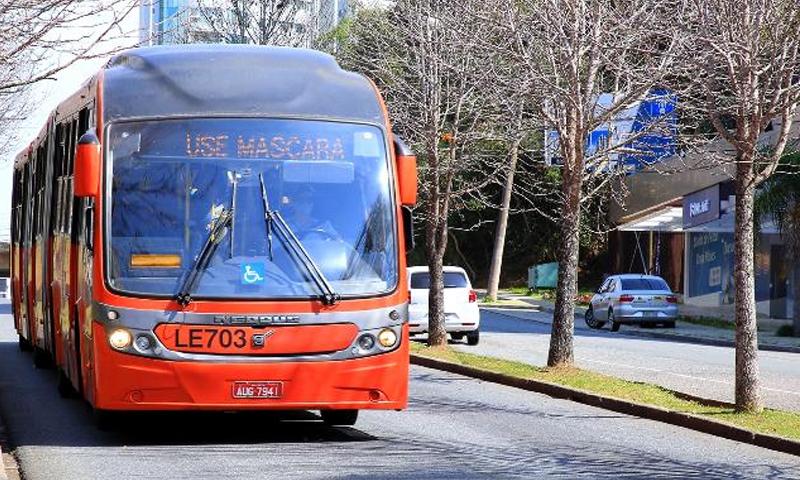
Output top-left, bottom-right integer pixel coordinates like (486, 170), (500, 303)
(10, 45), (417, 427)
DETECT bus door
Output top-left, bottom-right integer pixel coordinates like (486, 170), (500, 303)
(21, 159), (33, 342)
(73, 108), (95, 396)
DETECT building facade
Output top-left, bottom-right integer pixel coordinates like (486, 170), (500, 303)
(610, 133), (794, 319)
(139, 0), (348, 47)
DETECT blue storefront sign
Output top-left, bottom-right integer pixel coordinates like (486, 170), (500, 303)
(687, 232), (734, 299)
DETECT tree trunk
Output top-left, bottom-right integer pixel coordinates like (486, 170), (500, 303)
(486, 137), (521, 302)
(733, 169), (762, 413)
(548, 157), (582, 367)
(425, 214), (448, 347)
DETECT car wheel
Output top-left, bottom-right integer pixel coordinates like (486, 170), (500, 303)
(584, 306), (606, 329)
(609, 309), (621, 332)
(321, 409), (359, 426)
(466, 330), (480, 346)
(664, 321), (676, 329)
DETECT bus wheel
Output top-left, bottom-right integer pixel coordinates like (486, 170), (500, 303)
(320, 409), (358, 426)
(93, 409), (119, 431)
(33, 347), (52, 369)
(57, 370), (78, 398)
(18, 335), (32, 352)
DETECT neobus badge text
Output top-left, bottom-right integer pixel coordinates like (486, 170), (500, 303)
(212, 315), (301, 326)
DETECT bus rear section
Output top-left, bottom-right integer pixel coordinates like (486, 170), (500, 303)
(11, 45), (417, 426)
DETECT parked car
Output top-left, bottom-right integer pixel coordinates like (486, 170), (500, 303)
(585, 274), (678, 332)
(0, 278), (8, 299)
(407, 266), (480, 345)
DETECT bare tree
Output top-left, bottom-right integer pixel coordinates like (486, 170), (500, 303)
(0, 1), (137, 92)
(498, 0), (680, 366)
(485, 106), (524, 303)
(678, 0), (800, 413)
(0, 1), (137, 157)
(338, 0), (506, 346)
(177, 0), (339, 47)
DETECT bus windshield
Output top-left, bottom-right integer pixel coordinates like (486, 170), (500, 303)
(107, 118), (397, 299)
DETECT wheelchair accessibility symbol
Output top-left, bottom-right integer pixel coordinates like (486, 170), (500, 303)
(241, 263), (266, 285)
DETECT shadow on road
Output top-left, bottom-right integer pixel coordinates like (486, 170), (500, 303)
(0, 340), (375, 449)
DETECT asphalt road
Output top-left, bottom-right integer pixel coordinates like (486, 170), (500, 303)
(0, 302), (798, 479)
(452, 308), (800, 411)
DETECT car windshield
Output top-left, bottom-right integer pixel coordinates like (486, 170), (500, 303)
(620, 278), (670, 291)
(108, 118), (397, 299)
(410, 272), (468, 289)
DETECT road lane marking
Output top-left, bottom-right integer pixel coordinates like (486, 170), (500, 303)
(580, 358), (800, 397)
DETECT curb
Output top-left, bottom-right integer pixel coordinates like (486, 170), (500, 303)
(0, 427), (10, 480)
(483, 304), (800, 354)
(410, 354), (800, 457)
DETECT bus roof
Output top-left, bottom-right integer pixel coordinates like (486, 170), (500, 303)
(103, 45), (386, 126)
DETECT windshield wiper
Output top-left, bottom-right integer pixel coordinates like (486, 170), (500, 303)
(258, 173), (340, 306)
(176, 207), (233, 307)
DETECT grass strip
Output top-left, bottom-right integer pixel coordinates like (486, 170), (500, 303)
(410, 342), (800, 441)
(679, 315), (735, 330)
(479, 298), (532, 307)
(503, 287), (592, 307)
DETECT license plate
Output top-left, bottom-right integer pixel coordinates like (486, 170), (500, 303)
(232, 381), (283, 399)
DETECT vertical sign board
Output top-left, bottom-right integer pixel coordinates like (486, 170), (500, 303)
(687, 232), (734, 299)
(683, 184), (731, 298)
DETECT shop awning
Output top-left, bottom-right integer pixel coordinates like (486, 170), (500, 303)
(617, 206), (684, 232)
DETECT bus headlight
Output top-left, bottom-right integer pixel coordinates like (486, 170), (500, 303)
(378, 328), (398, 348)
(109, 329), (132, 350)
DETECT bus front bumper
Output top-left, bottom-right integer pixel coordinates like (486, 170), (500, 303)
(91, 323), (409, 411)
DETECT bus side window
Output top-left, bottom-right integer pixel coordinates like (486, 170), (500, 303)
(54, 124), (66, 235)
(66, 117), (80, 242)
(49, 124), (62, 239)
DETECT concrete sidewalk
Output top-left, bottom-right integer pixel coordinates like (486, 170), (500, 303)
(488, 292), (800, 354)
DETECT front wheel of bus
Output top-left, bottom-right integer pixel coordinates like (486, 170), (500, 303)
(93, 409), (118, 431)
(321, 409), (358, 427)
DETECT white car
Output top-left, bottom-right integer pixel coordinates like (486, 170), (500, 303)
(407, 266), (480, 345)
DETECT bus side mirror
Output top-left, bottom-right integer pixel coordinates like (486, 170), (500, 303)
(393, 136), (417, 206)
(75, 131), (101, 198)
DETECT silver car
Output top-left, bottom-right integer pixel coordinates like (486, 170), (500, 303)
(585, 274), (678, 332)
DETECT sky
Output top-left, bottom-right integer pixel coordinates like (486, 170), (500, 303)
(0, 3), (141, 242)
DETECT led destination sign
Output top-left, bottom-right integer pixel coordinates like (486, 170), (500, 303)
(185, 133), (355, 161)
